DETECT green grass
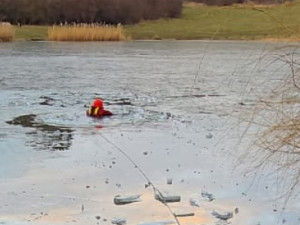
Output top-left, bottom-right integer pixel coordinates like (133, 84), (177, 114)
(11, 1), (300, 41)
(15, 25), (48, 40)
(125, 0), (300, 40)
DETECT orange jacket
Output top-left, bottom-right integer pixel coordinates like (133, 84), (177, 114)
(86, 106), (113, 118)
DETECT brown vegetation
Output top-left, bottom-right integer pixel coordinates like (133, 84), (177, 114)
(48, 25), (125, 41)
(0, 23), (14, 42)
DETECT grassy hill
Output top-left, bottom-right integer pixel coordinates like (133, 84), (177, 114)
(125, 0), (300, 40)
(13, 0), (300, 41)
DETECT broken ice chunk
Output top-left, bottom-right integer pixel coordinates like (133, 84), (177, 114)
(201, 191), (215, 201)
(189, 198), (200, 207)
(154, 192), (181, 203)
(212, 210), (233, 220)
(113, 194), (141, 205)
(111, 218), (127, 225)
(173, 212), (195, 217)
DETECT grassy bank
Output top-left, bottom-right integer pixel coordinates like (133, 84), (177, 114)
(12, 0), (300, 41)
(15, 26), (48, 41)
(125, 0), (300, 40)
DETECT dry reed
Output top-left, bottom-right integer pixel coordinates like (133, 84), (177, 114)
(0, 23), (14, 42)
(48, 24), (125, 41)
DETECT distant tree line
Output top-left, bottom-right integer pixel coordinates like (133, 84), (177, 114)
(187, 0), (293, 6)
(0, 0), (183, 25)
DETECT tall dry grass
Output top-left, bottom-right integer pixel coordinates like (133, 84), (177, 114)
(0, 23), (14, 42)
(48, 24), (125, 41)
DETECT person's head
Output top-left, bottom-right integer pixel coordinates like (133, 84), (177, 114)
(92, 98), (103, 108)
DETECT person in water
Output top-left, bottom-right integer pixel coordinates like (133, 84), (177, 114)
(86, 98), (113, 118)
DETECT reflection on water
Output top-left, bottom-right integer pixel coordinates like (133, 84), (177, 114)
(6, 114), (73, 151)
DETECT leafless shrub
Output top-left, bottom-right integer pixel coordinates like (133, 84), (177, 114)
(238, 46), (300, 199)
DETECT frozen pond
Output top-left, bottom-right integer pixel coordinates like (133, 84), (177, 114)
(0, 41), (299, 225)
